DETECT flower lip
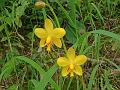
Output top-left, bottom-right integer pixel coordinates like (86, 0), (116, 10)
(70, 72), (74, 77)
(45, 36), (51, 45)
(70, 64), (74, 70)
(47, 43), (51, 51)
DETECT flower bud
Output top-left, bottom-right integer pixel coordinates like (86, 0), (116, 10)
(35, 1), (46, 9)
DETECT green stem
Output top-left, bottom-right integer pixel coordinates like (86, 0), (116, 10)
(46, 4), (59, 27)
(4, 24), (12, 52)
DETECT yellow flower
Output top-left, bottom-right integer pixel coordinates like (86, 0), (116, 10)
(35, 19), (66, 51)
(57, 48), (87, 77)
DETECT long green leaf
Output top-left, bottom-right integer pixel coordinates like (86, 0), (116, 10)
(87, 64), (99, 90)
(55, 0), (76, 28)
(15, 56), (60, 90)
(105, 59), (120, 69)
(91, 30), (120, 41)
(0, 58), (15, 80)
(16, 56), (44, 75)
(68, 0), (76, 25)
(35, 64), (58, 90)
(91, 3), (104, 24)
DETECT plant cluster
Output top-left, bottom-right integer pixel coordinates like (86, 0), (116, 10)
(0, 0), (120, 90)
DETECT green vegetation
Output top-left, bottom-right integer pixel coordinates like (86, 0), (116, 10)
(0, 0), (120, 90)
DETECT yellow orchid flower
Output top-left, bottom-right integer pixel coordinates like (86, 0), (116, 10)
(34, 19), (66, 51)
(57, 48), (87, 77)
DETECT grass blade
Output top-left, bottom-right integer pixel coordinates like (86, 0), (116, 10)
(55, 0), (76, 28)
(15, 56), (60, 90)
(91, 3), (104, 24)
(35, 64), (58, 90)
(91, 30), (120, 41)
(87, 64), (99, 90)
(68, 0), (76, 25)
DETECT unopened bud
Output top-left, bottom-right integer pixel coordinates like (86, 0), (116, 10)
(35, 1), (46, 9)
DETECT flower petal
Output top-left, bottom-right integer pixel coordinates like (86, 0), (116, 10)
(67, 48), (75, 61)
(45, 19), (53, 31)
(35, 28), (47, 38)
(62, 66), (69, 76)
(40, 38), (46, 47)
(75, 55), (87, 65)
(53, 38), (62, 48)
(57, 57), (69, 67)
(53, 28), (66, 38)
(74, 66), (82, 76)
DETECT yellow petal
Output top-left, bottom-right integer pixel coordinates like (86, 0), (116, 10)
(67, 48), (75, 62)
(53, 38), (62, 48)
(74, 66), (82, 76)
(62, 66), (69, 76)
(40, 38), (46, 47)
(57, 57), (69, 67)
(45, 19), (53, 31)
(75, 55), (87, 65)
(35, 28), (47, 38)
(53, 28), (66, 38)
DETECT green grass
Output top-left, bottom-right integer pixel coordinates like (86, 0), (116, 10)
(0, 0), (120, 90)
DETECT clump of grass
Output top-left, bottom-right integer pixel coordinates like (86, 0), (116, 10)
(0, 0), (120, 90)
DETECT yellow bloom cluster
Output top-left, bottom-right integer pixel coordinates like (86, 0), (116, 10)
(34, 19), (87, 77)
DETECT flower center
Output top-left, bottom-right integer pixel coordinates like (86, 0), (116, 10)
(45, 36), (52, 51)
(47, 43), (51, 51)
(70, 72), (74, 77)
(46, 36), (51, 45)
(70, 64), (74, 70)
